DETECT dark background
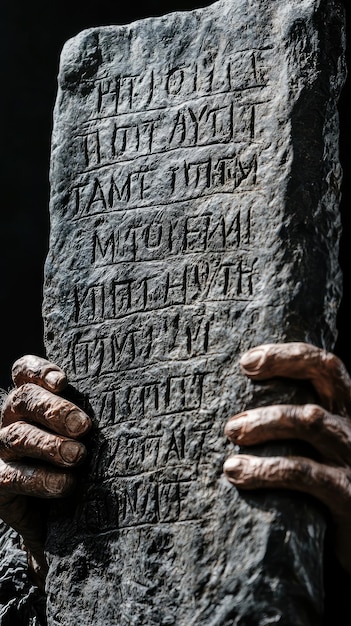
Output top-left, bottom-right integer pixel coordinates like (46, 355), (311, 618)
(0, 1), (350, 622)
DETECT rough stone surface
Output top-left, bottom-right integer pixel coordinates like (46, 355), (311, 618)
(0, 522), (47, 624)
(42, 1), (346, 624)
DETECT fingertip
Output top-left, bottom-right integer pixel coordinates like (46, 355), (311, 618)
(224, 421), (239, 442)
(240, 347), (266, 375)
(224, 421), (233, 440)
(223, 454), (252, 482)
(11, 355), (67, 393)
(223, 455), (243, 476)
(59, 440), (87, 466)
(42, 470), (76, 497)
(64, 410), (92, 438)
(224, 412), (248, 440)
(43, 369), (67, 393)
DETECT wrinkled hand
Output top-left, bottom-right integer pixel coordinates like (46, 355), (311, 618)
(223, 342), (351, 574)
(0, 355), (91, 587)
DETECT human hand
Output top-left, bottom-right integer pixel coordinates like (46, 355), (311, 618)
(223, 342), (351, 574)
(0, 355), (91, 588)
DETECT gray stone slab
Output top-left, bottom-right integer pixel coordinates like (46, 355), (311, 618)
(42, 0), (346, 623)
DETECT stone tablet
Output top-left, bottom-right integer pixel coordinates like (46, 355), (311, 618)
(43, 0), (345, 623)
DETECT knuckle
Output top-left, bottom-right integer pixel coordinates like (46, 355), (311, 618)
(320, 350), (345, 376)
(278, 456), (314, 484)
(0, 421), (22, 441)
(336, 470), (351, 496)
(320, 468), (351, 514)
(5, 384), (49, 419)
(7, 383), (36, 407)
(0, 424), (15, 451)
(0, 422), (29, 459)
(296, 459), (314, 482)
(321, 350), (338, 368)
(12, 355), (41, 385)
(301, 403), (325, 428)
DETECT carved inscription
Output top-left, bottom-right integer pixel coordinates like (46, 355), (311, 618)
(54, 34), (273, 532)
(71, 258), (257, 325)
(76, 101), (258, 169)
(68, 200), (255, 266)
(70, 147), (258, 215)
(44, 4), (345, 623)
(91, 48), (270, 117)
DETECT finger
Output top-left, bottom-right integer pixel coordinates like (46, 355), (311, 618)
(11, 354), (67, 394)
(240, 342), (351, 415)
(0, 422), (87, 467)
(224, 404), (351, 466)
(223, 454), (351, 517)
(2, 383), (92, 438)
(0, 458), (75, 498)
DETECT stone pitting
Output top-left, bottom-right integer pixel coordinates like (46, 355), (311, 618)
(43, 1), (346, 623)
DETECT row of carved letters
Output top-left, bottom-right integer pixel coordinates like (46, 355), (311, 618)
(90, 426), (208, 481)
(76, 101), (259, 170)
(81, 476), (201, 530)
(80, 373), (207, 421)
(71, 258), (257, 329)
(91, 49), (271, 117)
(69, 150), (258, 217)
(89, 206), (252, 265)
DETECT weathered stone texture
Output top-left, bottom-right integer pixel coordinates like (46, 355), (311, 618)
(42, 0), (346, 623)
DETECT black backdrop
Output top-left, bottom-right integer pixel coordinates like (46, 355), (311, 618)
(0, 1), (350, 622)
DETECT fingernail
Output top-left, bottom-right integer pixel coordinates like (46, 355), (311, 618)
(240, 348), (265, 372)
(59, 440), (85, 464)
(223, 456), (245, 479)
(224, 413), (247, 439)
(45, 370), (65, 391)
(65, 410), (89, 436)
(43, 472), (75, 495)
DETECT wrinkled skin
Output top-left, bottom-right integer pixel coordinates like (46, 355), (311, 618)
(1, 343), (351, 594)
(224, 342), (351, 574)
(0, 355), (91, 589)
